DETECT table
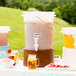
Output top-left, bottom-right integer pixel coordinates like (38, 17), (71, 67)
(0, 61), (76, 76)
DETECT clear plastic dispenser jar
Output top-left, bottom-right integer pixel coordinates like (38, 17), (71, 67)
(22, 12), (55, 50)
(0, 26), (10, 46)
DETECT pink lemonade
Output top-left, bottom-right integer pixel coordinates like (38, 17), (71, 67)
(0, 33), (8, 45)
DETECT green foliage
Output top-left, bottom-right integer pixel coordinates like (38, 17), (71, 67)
(14, 1), (21, 8)
(35, 2), (44, 11)
(0, 0), (7, 6)
(53, 6), (62, 19)
(6, 0), (21, 8)
(43, 1), (57, 11)
(53, 1), (76, 24)
(0, 0), (3, 6)
(29, 0), (35, 7)
(22, 0), (29, 10)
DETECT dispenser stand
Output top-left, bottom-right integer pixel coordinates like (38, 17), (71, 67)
(23, 49), (54, 67)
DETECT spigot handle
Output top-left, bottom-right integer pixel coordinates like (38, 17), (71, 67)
(34, 44), (39, 51)
(33, 33), (42, 51)
(34, 37), (39, 51)
(34, 37), (39, 44)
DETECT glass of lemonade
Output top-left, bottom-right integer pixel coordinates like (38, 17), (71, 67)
(27, 54), (39, 69)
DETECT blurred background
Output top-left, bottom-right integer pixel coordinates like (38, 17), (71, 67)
(0, 0), (76, 59)
(0, 0), (76, 24)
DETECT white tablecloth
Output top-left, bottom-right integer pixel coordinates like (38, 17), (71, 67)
(0, 61), (76, 76)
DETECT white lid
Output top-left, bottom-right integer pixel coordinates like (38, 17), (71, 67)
(61, 27), (76, 35)
(0, 26), (11, 33)
(22, 12), (55, 23)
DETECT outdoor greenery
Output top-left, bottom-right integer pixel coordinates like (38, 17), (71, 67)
(0, 6), (25, 50)
(0, 6), (72, 59)
(0, 0), (76, 24)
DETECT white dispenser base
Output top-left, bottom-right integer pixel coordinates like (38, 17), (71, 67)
(62, 47), (76, 66)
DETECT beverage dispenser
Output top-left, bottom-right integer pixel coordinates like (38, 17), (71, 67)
(22, 12), (55, 67)
(61, 27), (76, 66)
